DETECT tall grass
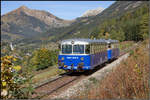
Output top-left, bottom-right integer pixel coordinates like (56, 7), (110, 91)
(75, 40), (149, 99)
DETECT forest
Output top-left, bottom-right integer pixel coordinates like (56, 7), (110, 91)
(90, 4), (149, 42)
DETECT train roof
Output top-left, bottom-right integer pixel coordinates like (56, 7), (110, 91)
(106, 39), (119, 44)
(60, 38), (118, 45)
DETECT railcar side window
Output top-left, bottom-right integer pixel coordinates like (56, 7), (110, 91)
(73, 45), (84, 54)
(62, 45), (72, 54)
(90, 44), (93, 54)
(85, 45), (90, 54)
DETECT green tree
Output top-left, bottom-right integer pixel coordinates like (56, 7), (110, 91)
(139, 13), (149, 40)
(110, 29), (118, 40)
(117, 28), (125, 42)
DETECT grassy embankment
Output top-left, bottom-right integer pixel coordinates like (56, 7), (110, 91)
(32, 65), (65, 84)
(74, 39), (149, 99)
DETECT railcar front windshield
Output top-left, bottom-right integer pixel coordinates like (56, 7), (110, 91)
(61, 44), (85, 54)
(62, 45), (72, 54)
(73, 45), (84, 54)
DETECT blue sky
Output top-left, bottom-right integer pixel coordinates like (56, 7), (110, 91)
(1, 1), (115, 20)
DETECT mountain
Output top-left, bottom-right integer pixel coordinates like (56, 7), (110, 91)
(44, 1), (148, 42)
(1, 6), (73, 42)
(1, 1), (148, 45)
(81, 7), (104, 17)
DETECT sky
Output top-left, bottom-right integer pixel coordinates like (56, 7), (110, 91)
(1, 1), (115, 20)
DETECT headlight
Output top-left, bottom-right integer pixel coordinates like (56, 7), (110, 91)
(61, 57), (64, 60)
(78, 62), (84, 66)
(80, 57), (84, 61)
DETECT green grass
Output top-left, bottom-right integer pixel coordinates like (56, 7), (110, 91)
(32, 65), (65, 84)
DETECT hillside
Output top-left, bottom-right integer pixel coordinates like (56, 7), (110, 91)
(44, 1), (148, 42)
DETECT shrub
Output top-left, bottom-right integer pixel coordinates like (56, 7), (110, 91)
(1, 55), (34, 99)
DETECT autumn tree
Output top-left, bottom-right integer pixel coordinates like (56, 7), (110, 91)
(30, 48), (57, 70)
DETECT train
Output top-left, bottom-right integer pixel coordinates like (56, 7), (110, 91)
(58, 38), (119, 72)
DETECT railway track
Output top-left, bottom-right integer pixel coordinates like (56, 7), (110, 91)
(32, 72), (87, 99)
(32, 43), (139, 99)
(33, 72), (71, 89)
(32, 72), (75, 98)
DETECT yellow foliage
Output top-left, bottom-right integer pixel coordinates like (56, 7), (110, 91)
(13, 65), (21, 71)
(13, 58), (17, 61)
(2, 82), (6, 86)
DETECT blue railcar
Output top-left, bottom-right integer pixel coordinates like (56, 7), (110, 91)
(58, 55), (90, 70)
(58, 38), (119, 72)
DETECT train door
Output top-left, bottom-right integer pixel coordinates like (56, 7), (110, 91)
(107, 43), (112, 60)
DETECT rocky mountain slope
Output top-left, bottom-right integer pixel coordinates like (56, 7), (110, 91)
(1, 6), (73, 42)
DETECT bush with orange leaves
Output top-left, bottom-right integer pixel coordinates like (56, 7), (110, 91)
(1, 56), (34, 99)
(75, 40), (149, 99)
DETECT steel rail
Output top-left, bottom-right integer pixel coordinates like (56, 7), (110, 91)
(32, 76), (79, 99)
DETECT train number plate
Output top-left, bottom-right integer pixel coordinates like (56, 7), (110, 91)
(66, 57), (79, 59)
